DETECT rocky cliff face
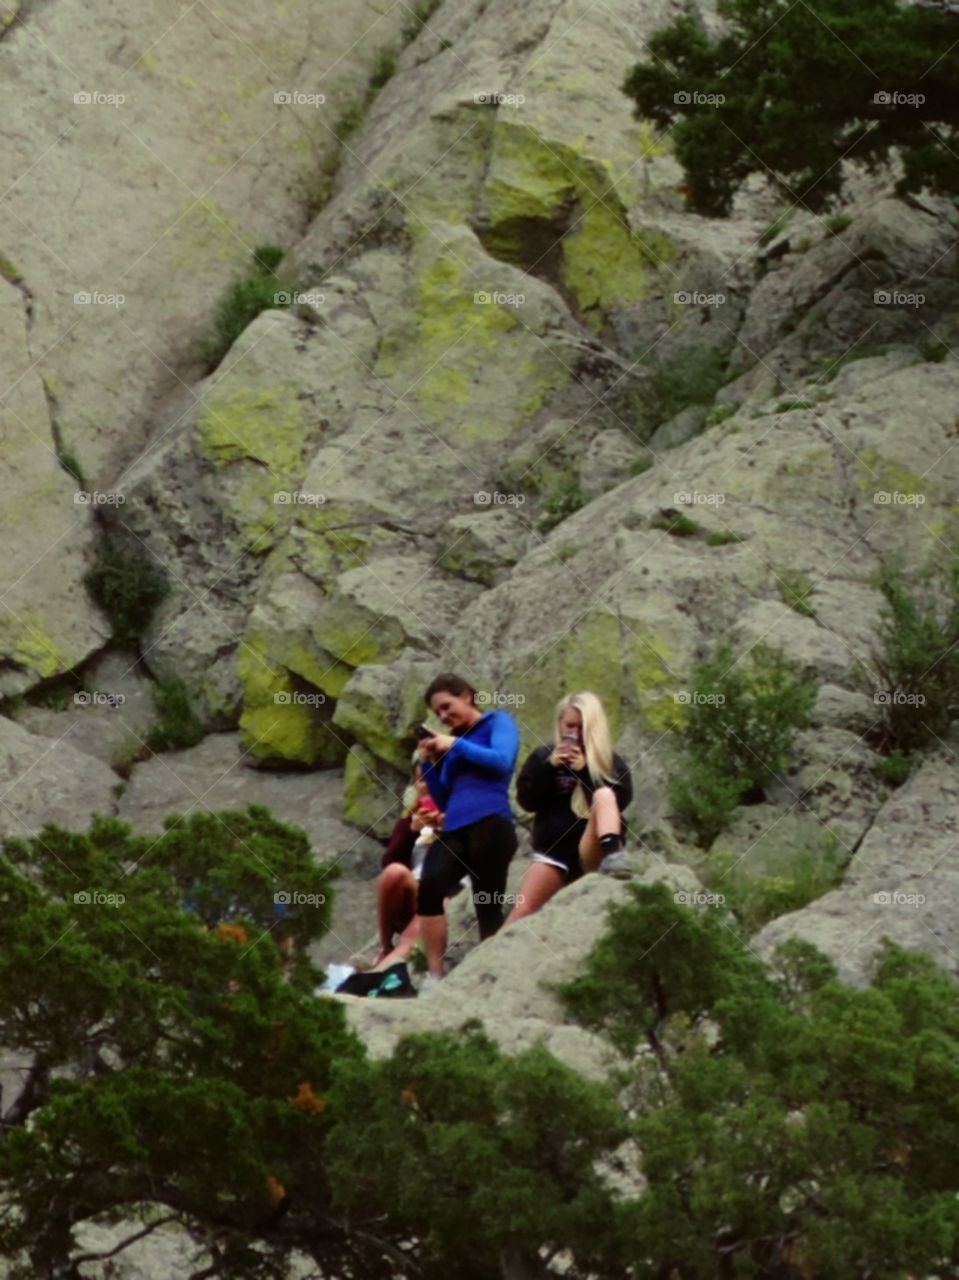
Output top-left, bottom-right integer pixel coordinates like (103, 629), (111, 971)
(2, 0), (959, 1012)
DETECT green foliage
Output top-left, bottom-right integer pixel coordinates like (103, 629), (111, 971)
(0, 806), (353, 1278)
(775, 398), (814, 412)
(706, 528), (746, 546)
(145, 675), (206, 753)
(760, 207), (794, 245)
(820, 343), (893, 381)
(651, 509), (701, 537)
(369, 46), (397, 93)
(826, 212), (853, 234)
(705, 831), (847, 932)
(871, 555), (959, 755)
(629, 455), (653, 476)
(204, 245), (295, 368)
(669, 644), (817, 846)
(875, 747), (920, 787)
(326, 1029), (625, 1278)
(778, 566), (816, 617)
(84, 540), (170, 650)
(560, 882), (959, 1277)
(705, 401), (738, 427)
(606, 346), (730, 441)
(622, 0), (959, 215)
(920, 334), (950, 363)
(538, 480), (587, 531)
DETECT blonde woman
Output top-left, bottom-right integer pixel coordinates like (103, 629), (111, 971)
(505, 692), (633, 924)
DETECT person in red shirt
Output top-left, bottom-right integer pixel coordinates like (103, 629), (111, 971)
(372, 761), (442, 967)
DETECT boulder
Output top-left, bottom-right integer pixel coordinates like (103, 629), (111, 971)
(0, 716), (117, 836)
(752, 755), (959, 986)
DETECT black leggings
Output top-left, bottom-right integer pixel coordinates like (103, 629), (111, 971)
(417, 814), (518, 940)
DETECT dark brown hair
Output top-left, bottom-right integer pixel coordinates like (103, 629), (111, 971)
(424, 672), (477, 705)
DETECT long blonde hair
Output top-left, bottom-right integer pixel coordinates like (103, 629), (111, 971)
(555, 691), (615, 819)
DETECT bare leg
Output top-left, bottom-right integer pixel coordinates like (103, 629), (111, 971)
(374, 864), (417, 964)
(419, 913), (448, 978)
(373, 915), (421, 970)
(579, 786), (621, 872)
(505, 861), (565, 924)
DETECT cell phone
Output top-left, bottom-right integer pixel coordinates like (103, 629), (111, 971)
(414, 724), (436, 740)
(560, 733), (580, 745)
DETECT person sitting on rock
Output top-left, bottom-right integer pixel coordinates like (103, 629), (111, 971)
(415, 672), (520, 989)
(372, 759), (443, 968)
(505, 690), (633, 926)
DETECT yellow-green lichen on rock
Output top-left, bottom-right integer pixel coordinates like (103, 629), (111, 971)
(343, 743), (406, 835)
(375, 221), (570, 442)
(197, 383), (306, 472)
(0, 609), (68, 682)
(625, 627), (684, 734)
(237, 634), (345, 766)
(482, 121), (661, 327)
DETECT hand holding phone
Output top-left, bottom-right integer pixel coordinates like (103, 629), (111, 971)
(414, 724), (436, 740)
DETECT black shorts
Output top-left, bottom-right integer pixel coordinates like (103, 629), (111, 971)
(417, 813), (518, 940)
(530, 844), (584, 883)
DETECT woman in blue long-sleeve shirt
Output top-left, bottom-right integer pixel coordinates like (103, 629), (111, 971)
(416, 672), (519, 986)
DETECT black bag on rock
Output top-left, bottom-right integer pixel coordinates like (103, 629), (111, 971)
(334, 962), (417, 998)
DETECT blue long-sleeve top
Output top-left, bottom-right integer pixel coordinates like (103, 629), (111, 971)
(421, 709), (519, 832)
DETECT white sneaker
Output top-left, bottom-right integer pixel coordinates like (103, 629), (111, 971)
(419, 972), (443, 993)
(599, 851), (633, 879)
